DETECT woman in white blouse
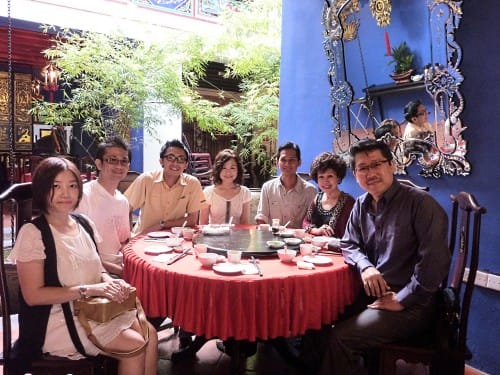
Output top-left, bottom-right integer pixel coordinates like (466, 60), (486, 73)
(199, 149), (251, 225)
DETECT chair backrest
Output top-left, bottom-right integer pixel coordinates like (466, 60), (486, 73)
(0, 182), (33, 364)
(447, 192), (486, 352)
(117, 170), (141, 194)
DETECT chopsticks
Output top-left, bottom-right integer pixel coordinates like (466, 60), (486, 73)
(251, 256), (263, 277)
(166, 248), (191, 265)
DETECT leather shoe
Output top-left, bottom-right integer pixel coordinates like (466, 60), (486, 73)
(179, 335), (193, 349)
(171, 346), (197, 363)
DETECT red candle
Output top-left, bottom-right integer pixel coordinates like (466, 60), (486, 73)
(385, 30), (392, 56)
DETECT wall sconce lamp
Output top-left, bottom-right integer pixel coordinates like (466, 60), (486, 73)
(41, 62), (61, 102)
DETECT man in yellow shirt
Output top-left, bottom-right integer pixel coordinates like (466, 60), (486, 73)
(125, 139), (205, 236)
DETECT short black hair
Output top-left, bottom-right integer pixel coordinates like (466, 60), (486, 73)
(276, 141), (301, 161)
(95, 136), (131, 162)
(309, 152), (347, 182)
(404, 100), (422, 122)
(349, 139), (393, 170)
(160, 139), (189, 160)
(375, 119), (399, 139)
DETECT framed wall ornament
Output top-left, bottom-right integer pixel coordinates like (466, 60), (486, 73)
(322, 0), (470, 178)
(0, 72), (33, 152)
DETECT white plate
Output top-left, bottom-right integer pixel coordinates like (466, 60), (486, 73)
(144, 245), (173, 255)
(147, 231), (171, 239)
(284, 237), (302, 246)
(164, 237), (184, 247)
(151, 254), (177, 263)
(303, 255), (333, 265)
(212, 263), (244, 275)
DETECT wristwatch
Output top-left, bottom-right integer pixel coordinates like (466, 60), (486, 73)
(78, 285), (88, 299)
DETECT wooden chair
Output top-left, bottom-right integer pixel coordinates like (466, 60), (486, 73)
(0, 183), (116, 375)
(117, 170), (141, 194)
(378, 192), (486, 375)
(397, 178), (429, 191)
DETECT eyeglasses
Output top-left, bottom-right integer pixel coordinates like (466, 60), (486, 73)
(162, 154), (188, 164)
(103, 157), (130, 166)
(355, 160), (390, 175)
(417, 111), (430, 117)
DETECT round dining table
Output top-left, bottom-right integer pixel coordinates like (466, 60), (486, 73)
(123, 225), (358, 342)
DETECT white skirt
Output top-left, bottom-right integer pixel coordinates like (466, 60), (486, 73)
(43, 303), (137, 359)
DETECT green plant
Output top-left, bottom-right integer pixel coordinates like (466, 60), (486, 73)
(387, 42), (414, 74)
(31, 0), (281, 183)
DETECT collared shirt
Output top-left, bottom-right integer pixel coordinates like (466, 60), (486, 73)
(75, 180), (130, 265)
(255, 175), (317, 228)
(342, 180), (451, 307)
(125, 169), (205, 236)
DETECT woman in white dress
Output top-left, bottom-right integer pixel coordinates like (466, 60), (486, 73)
(9, 157), (157, 375)
(199, 149), (251, 225)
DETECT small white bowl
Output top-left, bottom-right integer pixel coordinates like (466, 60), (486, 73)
(171, 227), (185, 235)
(311, 236), (328, 248)
(277, 249), (297, 262)
(198, 252), (218, 267)
(267, 240), (285, 249)
(284, 237), (302, 246)
(279, 230), (295, 238)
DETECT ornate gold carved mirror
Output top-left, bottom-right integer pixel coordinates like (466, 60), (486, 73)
(322, 0), (470, 178)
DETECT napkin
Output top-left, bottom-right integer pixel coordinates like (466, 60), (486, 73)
(297, 260), (315, 270)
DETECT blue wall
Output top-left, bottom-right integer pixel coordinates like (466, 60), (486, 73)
(280, 1), (500, 373)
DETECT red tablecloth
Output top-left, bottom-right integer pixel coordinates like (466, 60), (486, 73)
(123, 228), (358, 341)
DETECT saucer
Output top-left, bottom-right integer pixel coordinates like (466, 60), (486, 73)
(302, 255), (333, 265)
(212, 263), (244, 275)
(144, 245), (173, 255)
(147, 231), (171, 239)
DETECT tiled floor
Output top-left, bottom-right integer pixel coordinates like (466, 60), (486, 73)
(156, 329), (303, 374)
(155, 328), (430, 375)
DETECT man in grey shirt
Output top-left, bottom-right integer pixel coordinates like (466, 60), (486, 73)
(316, 139), (451, 374)
(255, 141), (316, 228)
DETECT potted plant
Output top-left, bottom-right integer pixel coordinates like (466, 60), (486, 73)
(387, 42), (415, 83)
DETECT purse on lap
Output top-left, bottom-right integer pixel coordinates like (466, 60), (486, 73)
(74, 287), (150, 358)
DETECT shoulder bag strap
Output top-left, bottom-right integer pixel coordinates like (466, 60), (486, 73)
(32, 215), (89, 357)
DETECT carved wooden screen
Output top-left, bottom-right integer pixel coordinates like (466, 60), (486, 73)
(0, 71), (33, 152)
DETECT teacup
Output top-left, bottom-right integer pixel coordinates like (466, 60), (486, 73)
(227, 250), (242, 264)
(182, 228), (195, 240)
(171, 226), (184, 236)
(194, 243), (208, 257)
(299, 243), (314, 256)
(259, 223), (271, 231)
(198, 252), (218, 267)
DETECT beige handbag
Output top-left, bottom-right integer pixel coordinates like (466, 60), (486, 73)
(74, 287), (149, 357)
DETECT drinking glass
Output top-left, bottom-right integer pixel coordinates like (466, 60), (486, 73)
(271, 219), (280, 234)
